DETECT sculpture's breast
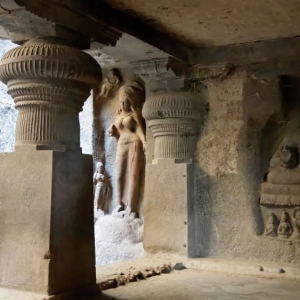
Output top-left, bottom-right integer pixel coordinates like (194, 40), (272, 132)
(122, 115), (135, 131)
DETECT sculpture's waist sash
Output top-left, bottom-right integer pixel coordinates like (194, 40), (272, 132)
(118, 137), (141, 145)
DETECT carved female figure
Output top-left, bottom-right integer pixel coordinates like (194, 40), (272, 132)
(93, 162), (109, 212)
(107, 84), (146, 216)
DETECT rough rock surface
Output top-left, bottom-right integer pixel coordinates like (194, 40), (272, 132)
(0, 101), (17, 152)
(79, 95), (93, 154)
(96, 255), (300, 294)
(0, 38), (17, 153)
(96, 257), (185, 291)
(95, 213), (144, 266)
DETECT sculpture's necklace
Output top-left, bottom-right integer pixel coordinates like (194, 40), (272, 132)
(121, 111), (132, 118)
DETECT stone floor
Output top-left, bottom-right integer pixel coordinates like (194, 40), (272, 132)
(100, 269), (300, 300)
(1, 258), (300, 300)
(1, 269), (300, 300)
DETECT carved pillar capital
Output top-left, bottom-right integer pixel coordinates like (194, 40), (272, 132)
(131, 57), (187, 92)
(131, 57), (206, 161)
(142, 91), (205, 160)
(0, 38), (102, 148)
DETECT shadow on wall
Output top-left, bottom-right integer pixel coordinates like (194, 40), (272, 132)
(238, 75), (300, 241)
(189, 163), (212, 257)
(258, 76), (300, 240)
(235, 76), (288, 238)
(178, 74), (300, 262)
(190, 94), (211, 258)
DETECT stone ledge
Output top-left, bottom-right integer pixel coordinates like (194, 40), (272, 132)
(96, 255), (300, 292)
(260, 182), (300, 206)
(185, 257), (300, 280)
(96, 257), (186, 291)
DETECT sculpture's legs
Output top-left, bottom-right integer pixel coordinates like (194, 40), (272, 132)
(126, 141), (143, 215)
(115, 144), (127, 208)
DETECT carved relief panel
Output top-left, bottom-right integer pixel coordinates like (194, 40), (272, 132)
(260, 133), (300, 240)
(95, 76), (146, 218)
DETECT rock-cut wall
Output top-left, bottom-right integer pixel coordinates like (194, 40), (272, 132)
(194, 71), (300, 263)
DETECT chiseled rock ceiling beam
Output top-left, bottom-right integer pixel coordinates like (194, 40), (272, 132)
(10, 0), (189, 61)
(2, 0), (300, 70)
(0, 0), (56, 42)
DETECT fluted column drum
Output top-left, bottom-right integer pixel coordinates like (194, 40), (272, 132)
(0, 39), (102, 147)
(142, 91), (205, 160)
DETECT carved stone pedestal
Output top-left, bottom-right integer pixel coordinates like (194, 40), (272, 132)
(0, 39), (101, 295)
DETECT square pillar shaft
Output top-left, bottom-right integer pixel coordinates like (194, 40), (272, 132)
(0, 146), (95, 295)
(144, 159), (196, 256)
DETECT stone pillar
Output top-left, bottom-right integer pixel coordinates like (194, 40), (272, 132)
(143, 91), (203, 161)
(0, 39), (101, 296)
(0, 38), (100, 149)
(131, 57), (206, 256)
(141, 76), (206, 256)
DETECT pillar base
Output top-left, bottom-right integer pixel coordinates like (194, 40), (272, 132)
(0, 146), (95, 295)
(143, 159), (195, 256)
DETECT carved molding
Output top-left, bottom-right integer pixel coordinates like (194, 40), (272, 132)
(0, 38), (102, 147)
(0, 0), (55, 42)
(132, 58), (236, 93)
(131, 57), (186, 78)
(142, 91), (205, 160)
(187, 63), (235, 81)
(260, 183), (300, 206)
(15, 0), (122, 47)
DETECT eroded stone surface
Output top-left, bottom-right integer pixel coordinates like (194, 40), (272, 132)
(95, 214), (144, 266)
(102, 0), (300, 47)
(195, 73), (300, 261)
(0, 38), (17, 153)
(103, 269), (300, 300)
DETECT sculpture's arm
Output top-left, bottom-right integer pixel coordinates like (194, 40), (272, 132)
(107, 124), (119, 138)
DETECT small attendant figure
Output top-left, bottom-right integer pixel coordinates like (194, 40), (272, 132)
(278, 211), (292, 239)
(93, 162), (109, 216)
(97, 68), (121, 98)
(295, 208), (300, 234)
(264, 212), (278, 237)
